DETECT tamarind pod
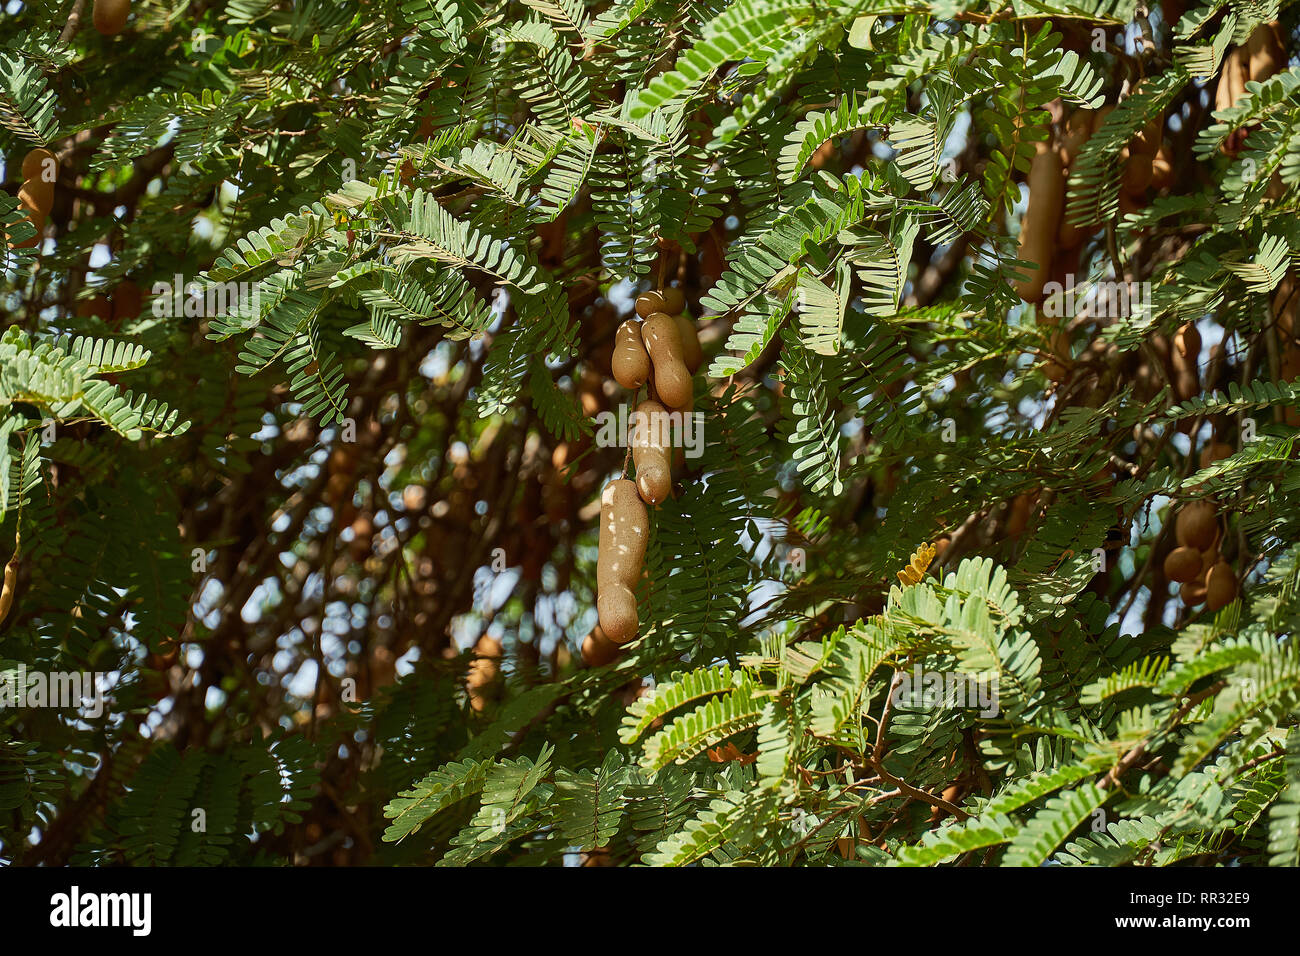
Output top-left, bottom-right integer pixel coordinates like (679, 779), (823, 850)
(1246, 21), (1285, 82)
(0, 553), (17, 627)
(1180, 579), (1207, 605)
(660, 287), (686, 314)
(1149, 144), (1174, 192)
(1005, 493), (1033, 537)
(1204, 561), (1238, 611)
(93, 0), (131, 35)
(1056, 213), (1087, 251)
(630, 400), (672, 506)
(673, 313), (703, 374)
(597, 585), (638, 644)
(581, 625), (619, 666)
(1175, 500), (1217, 551)
(466, 635), (502, 711)
(597, 479), (647, 591)
(1059, 110), (1093, 167)
(611, 320), (650, 389)
(597, 479), (647, 643)
(641, 312), (693, 408)
(1121, 148), (1153, 196)
(1174, 322), (1201, 364)
(635, 291), (666, 318)
(1227, 46), (1249, 108)
(19, 179), (54, 218)
(1163, 545), (1203, 583)
(1215, 49), (1240, 114)
(1013, 142), (1065, 304)
(21, 148), (56, 183)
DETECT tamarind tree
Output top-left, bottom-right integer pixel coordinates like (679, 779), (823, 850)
(2, 0), (1300, 868)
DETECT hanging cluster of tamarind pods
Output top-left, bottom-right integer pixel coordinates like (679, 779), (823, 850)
(584, 284), (703, 666)
(995, 17), (1294, 617)
(1216, 21), (1287, 155)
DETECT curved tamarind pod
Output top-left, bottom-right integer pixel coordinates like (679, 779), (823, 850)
(93, 0), (131, 35)
(630, 400), (672, 506)
(1247, 21), (1285, 82)
(612, 320), (650, 389)
(22, 148), (56, 183)
(635, 291), (666, 318)
(673, 313), (703, 374)
(12, 180), (53, 249)
(1204, 561), (1238, 611)
(1175, 500), (1218, 551)
(1174, 322), (1201, 363)
(0, 550), (17, 627)
(1226, 46), (1249, 106)
(1013, 142), (1065, 304)
(597, 479), (647, 644)
(641, 312), (693, 408)
(660, 287), (686, 314)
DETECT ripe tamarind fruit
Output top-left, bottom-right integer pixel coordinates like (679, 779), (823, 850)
(1174, 322), (1201, 362)
(1013, 142), (1065, 303)
(466, 634), (502, 711)
(1246, 21), (1286, 82)
(1204, 561), (1238, 611)
(581, 624), (619, 667)
(1150, 144), (1174, 192)
(1121, 110), (1163, 198)
(673, 313), (703, 374)
(1199, 441), (1233, 468)
(1180, 579), (1207, 605)
(612, 320), (651, 389)
(597, 479), (647, 644)
(0, 547), (17, 627)
(635, 291), (666, 318)
(641, 312), (693, 408)
(93, 0), (131, 35)
(630, 400), (672, 506)
(1175, 500), (1217, 551)
(1164, 545), (1203, 583)
(21, 148), (56, 183)
(1059, 110), (1093, 167)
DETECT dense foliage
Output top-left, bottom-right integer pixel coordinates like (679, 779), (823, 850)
(2, 0), (1300, 867)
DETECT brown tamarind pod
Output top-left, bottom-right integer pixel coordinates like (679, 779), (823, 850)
(597, 479), (647, 644)
(1164, 546), (1204, 583)
(641, 312), (693, 408)
(630, 400), (672, 506)
(581, 624), (620, 666)
(1059, 110), (1093, 167)
(1014, 142), (1065, 304)
(1175, 500), (1217, 551)
(673, 313), (703, 374)
(1246, 21), (1286, 82)
(1204, 561), (1238, 611)
(635, 291), (666, 318)
(612, 320), (651, 389)
(0, 549), (17, 627)
(1004, 493), (1033, 537)
(660, 287), (686, 314)
(1174, 322), (1201, 363)
(466, 634), (502, 711)
(1180, 579), (1207, 605)
(1150, 143), (1174, 192)
(93, 0), (131, 35)
(21, 148), (57, 183)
